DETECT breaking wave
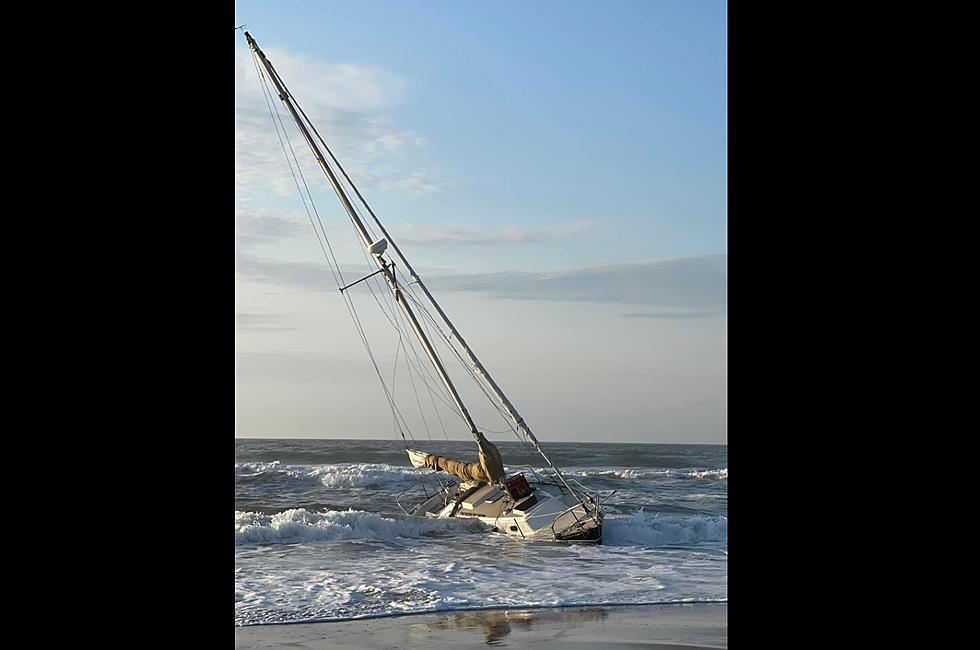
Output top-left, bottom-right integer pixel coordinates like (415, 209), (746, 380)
(686, 468), (727, 480)
(563, 467), (727, 481)
(235, 462), (424, 488)
(236, 440), (727, 624)
(307, 464), (422, 488)
(604, 512), (727, 547)
(566, 468), (672, 480)
(236, 508), (726, 549)
(236, 461), (727, 491)
(235, 508), (485, 545)
(236, 461), (307, 478)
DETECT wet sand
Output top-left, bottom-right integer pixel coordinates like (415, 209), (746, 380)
(234, 602), (727, 648)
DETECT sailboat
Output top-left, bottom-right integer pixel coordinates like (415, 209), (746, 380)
(245, 32), (604, 543)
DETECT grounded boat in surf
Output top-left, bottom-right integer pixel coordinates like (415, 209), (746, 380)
(405, 439), (603, 543)
(245, 32), (604, 543)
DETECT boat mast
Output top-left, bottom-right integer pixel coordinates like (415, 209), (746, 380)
(278, 91), (568, 481)
(246, 34), (588, 505)
(350, 203), (564, 476)
(246, 32), (483, 442)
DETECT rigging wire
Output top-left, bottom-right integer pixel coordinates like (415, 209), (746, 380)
(346, 240), (461, 441)
(352, 239), (479, 440)
(403, 276), (480, 440)
(252, 51), (413, 442)
(271, 69), (380, 248)
(255, 45), (561, 484)
(378, 267), (462, 442)
(394, 309), (436, 442)
(251, 39), (598, 513)
(391, 294), (462, 412)
(292, 79), (536, 449)
(289, 89), (386, 249)
(401, 281), (532, 446)
(249, 44), (516, 502)
(395, 300), (454, 441)
(337, 252), (465, 438)
(277, 58), (544, 456)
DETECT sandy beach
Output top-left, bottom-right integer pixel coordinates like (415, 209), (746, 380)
(234, 602), (727, 649)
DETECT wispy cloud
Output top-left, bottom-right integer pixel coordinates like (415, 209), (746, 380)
(393, 220), (592, 247)
(237, 252), (727, 310)
(235, 45), (445, 200)
(620, 311), (716, 319)
(426, 255), (727, 309)
(236, 208), (309, 248)
(237, 253), (344, 293)
(236, 352), (371, 383)
(236, 312), (299, 332)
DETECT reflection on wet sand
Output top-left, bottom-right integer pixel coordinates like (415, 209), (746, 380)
(410, 607), (609, 646)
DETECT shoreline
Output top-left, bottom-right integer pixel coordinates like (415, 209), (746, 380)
(236, 599), (729, 627)
(235, 602), (727, 648)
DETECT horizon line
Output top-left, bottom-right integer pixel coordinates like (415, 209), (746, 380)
(234, 436), (728, 446)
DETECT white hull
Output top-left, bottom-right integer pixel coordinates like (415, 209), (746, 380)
(409, 479), (603, 543)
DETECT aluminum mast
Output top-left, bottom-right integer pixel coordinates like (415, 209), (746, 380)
(247, 32), (482, 442)
(246, 33), (589, 507)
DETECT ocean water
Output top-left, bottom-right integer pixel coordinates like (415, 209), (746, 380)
(235, 438), (727, 626)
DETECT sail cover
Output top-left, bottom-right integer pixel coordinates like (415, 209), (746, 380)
(423, 432), (504, 484)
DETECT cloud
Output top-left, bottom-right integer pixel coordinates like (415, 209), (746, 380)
(236, 313), (299, 332)
(235, 45), (444, 200)
(426, 255), (727, 309)
(236, 208), (309, 247)
(236, 352), (371, 383)
(237, 252), (727, 310)
(237, 253), (345, 293)
(393, 221), (592, 247)
(620, 311), (716, 319)
(386, 169), (452, 196)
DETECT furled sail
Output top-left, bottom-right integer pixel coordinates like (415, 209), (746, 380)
(407, 432), (505, 484)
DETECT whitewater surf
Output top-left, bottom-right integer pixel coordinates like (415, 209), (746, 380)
(235, 439), (727, 626)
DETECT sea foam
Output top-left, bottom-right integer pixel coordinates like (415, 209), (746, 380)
(235, 508), (485, 545)
(686, 468), (728, 480)
(604, 512), (727, 546)
(236, 462), (427, 488)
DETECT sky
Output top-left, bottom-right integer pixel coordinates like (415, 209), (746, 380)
(235, 0), (727, 444)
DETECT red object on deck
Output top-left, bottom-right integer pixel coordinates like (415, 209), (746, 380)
(504, 473), (532, 499)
